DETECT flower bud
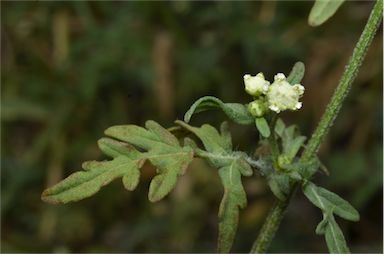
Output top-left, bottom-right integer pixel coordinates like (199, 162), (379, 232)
(244, 73), (270, 97)
(277, 155), (290, 169)
(248, 99), (267, 117)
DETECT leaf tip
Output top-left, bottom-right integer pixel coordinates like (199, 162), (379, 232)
(41, 190), (60, 204)
(184, 112), (192, 123)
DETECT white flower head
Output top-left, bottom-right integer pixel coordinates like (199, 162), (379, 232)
(267, 73), (305, 113)
(244, 72), (270, 97)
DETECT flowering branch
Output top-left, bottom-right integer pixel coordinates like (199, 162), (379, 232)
(250, 0), (383, 253)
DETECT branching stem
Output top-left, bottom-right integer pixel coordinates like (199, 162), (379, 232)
(250, 1), (383, 253)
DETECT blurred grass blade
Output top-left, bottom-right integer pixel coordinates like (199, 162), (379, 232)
(308, 0), (345, 26)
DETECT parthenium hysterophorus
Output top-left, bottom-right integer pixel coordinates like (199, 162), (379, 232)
(42, 1), (382, 252)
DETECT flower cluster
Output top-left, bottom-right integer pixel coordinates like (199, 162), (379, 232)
(244, 72), (304, 116)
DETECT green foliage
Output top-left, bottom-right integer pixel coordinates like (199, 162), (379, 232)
(286, 61), (305, 84)
(323, 213), (350, 254)
(3, 1), (381, 253)
(184, 96), (254, 125)
(255, 117), (270, 138)
(267, 173), (291, 201)
(302, 181), (359, 221)
(176, 121), (252, 253)
(308, 0), (345, 26)
(275, 121), (307, 165)
(41, 138), (143, 204)
(42, 121), (194, 204)
(302, 181), (359, 254)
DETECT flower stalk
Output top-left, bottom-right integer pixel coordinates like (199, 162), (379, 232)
(250, 0), (383, 253)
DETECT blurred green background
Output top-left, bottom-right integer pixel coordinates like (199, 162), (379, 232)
(1, 1), (382, 253)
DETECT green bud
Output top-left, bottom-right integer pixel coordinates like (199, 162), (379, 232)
(277, 155), (290, 170)
(248, 100), (267, 117)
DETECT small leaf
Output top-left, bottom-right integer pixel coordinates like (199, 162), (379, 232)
(303, 182), (360, 221)
(184, 96), (254, 125)
(324, 214), (350, 254)
(274, 118), (286, 137)
(308, 0), (345, 27)
(315, 212), (329, 235)
(176, 120), (252, 253)
(255, 117), (270, 138)
(285, 136), (306, 162)
(287, 158), (320, 179)
(267, 173), (291, 201)
(279, 124), (306, 163)
(287, 61), (305, 84)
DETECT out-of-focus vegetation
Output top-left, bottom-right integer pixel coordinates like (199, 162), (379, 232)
(1, 1), (382, 253)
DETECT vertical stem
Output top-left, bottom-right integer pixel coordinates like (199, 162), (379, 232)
(250, 194), (291, 253)
(250, 1), (383, 253)
(302, 0), (383, 161)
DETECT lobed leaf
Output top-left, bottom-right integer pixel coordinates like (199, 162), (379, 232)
(308, 0), (345, 27)
(105, 120), (194, 202)
(324, 214), (350, 254)
(184, 96), (254, 125)
(302, 181), (359, 221)
(42, 121), (194, 204)
(176, 120), (252, 253)
(41, 138), (143, 204)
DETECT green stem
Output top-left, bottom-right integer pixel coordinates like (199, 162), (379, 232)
(250, 1), (383, 253)
(250, 191), (293, 253)
(302, 0), (383, 162)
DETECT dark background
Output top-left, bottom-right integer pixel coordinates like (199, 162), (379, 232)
(1, 1), (382, 253)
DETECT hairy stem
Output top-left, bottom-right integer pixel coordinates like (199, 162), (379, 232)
(250, 1), (383, 253)
(302, 0), (383, 161)
(250, 192), (292, 253)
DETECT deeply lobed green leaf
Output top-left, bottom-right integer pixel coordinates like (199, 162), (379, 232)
(303, 181), (357, 253)
(42, 121), (194, 204)
(176, 120), (252, 253)
(303, 181), (359, 221)
(105, 120), (194, 202)
(42, 138), (144, 204)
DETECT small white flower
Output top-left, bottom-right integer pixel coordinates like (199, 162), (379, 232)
(244, 73), (270, 96)
(248, 99), (267, 117)
(266, 73), (305, 113)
